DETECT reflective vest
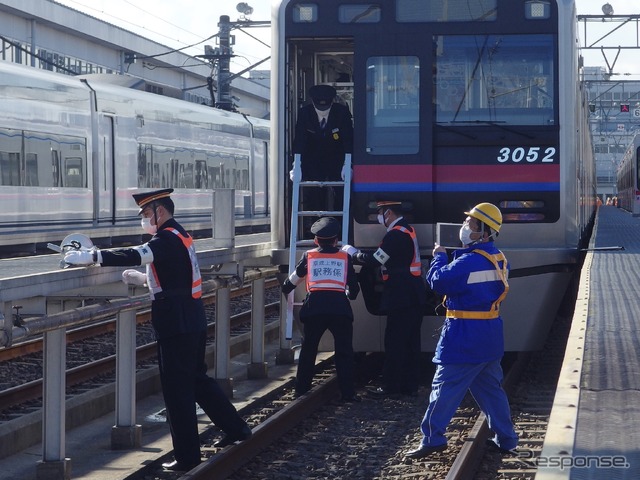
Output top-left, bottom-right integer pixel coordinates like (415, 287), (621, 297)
(381, 225), (422, 281)
(146, 228), (203, 300)
(445, 249), (509, 320)
(305, 250), (348, 292)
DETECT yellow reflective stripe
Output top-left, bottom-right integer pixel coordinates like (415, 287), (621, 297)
(446, 309), (500, 319)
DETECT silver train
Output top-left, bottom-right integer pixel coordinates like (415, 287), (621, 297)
(616, 133), (640, 215)
(0, 61), (269, 255)
(271, 0), (596, 352)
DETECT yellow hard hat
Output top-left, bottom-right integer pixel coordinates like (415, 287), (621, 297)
(465, 203), (502, 232)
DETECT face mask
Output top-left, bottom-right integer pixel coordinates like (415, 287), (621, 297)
(459, 224), (475, 246)
(377, 211), (386, 226)
(141, 217), (157, 235)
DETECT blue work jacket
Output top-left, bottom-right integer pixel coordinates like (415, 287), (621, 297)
(427, 242), (508, 364)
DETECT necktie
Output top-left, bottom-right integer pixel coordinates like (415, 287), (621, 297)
(320, 118), (326, 129)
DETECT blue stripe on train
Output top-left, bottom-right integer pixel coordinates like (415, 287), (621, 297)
(353, 183), (560, 192)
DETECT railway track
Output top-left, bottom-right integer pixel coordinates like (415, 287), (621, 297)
(127, 271), (577, 480)
(0, 279), (279, 417)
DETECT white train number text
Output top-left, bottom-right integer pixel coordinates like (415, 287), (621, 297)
(497, 147), (556, 163)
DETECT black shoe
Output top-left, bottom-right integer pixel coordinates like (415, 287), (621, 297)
(213, 425), (252, 448)
(405, 444), (447, 459)
(485, 439), (517, 455)
(161, 459), (200, 471)
(340, 394), (362, 403)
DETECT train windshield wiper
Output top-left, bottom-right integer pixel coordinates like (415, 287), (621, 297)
(450, 120), (535, 139)
(434, 123), (478, 140)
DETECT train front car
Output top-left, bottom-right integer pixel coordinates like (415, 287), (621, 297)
(272, 0), (595, 352)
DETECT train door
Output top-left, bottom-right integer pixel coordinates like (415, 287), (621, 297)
(96, 115), (116, 225)
(285, 39), (354, 240)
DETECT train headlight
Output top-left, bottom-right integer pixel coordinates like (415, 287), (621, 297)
(525, 1), (550, 19)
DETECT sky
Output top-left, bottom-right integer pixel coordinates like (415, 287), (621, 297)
(53, 0), (273, 75)
(53, 0), (639, 79)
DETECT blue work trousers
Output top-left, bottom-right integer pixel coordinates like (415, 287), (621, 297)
(419, 360), (518, 450)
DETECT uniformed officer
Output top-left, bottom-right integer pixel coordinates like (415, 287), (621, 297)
(292, 85), (354, 231)
(281, 216), (361, 402)
(405, 203), (518, 459)
(342, 200), (425, 396)
(63, 188), (251, 472)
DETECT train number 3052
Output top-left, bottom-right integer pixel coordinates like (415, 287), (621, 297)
(497, 147), (556, 163)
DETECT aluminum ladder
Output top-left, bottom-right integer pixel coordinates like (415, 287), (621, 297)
(285, 153), (352, 339)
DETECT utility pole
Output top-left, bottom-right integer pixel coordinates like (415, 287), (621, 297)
(216, 15), (234, 111)
(198, 5), (270, 111)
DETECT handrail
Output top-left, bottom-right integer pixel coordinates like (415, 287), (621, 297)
(0, 267), (277, 348)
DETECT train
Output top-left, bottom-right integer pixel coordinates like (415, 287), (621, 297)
(616, 133), (640, 215)
(0, 61), (270, 256)
(271, 0), (596, 352)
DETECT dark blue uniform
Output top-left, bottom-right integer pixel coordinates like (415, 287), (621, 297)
(99, 218), (249, 467)
(292, 89), (353, 221)
(356, 217), (425, 395)
(282, 217), (360, 400)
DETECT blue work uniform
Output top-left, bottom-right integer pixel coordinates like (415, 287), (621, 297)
(419, 241), (518, 451)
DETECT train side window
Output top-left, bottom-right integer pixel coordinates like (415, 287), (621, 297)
(51, 150), (61, 187)
(195, 159), (208, 189)
(63, 157), (84, 188)
(0, 151), (20, 186)
(366, 56), (419, 155)
(25, 153), (38, 186)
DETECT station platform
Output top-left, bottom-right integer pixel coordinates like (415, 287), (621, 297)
(0, 341), (307, 480)
(539, 205), (640, 479)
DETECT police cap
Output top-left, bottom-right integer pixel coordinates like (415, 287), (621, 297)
(376, 200), (402, 209)
(310, 216), (340, 239)
(309, 84), (336, 110)
(132, 188), (174, 214)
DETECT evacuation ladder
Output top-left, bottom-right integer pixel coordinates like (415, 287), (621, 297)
(284, 153), (352, 339)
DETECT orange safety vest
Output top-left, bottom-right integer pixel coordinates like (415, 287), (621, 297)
(381, 225), (422, 281)
(305, 250), (348, 292)
(146, 228), (203, 300)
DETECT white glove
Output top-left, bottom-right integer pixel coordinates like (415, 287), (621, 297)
(340, 165), (352, 181)
(63, 250), (95, 266)
(341, 244), (359, 256)
(122, 269), (147, 286)
(289, 169), (295, 181)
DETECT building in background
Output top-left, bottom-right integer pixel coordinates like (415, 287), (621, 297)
(0, 0), (269, 119)
(584, 67), (640, 200)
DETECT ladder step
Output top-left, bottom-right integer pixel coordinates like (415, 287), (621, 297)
(295, 239), (317, 247)
(297, 210), (344, 217)
(299, 181), (344, 187)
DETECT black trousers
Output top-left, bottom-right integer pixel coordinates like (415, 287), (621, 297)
(382, 306), (423, 394)
(157, 331), (247, 466)
(296, 314), (355, 398)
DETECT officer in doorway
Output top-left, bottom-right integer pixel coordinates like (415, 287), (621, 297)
(342, 200), (425, 397)
(281, 216), (361, 402)
(63, 188), (251, 472)
(292, 85), (353, 230)
(405, 203), (518, 459)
